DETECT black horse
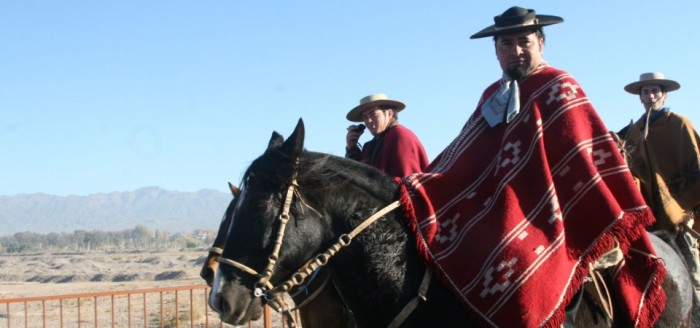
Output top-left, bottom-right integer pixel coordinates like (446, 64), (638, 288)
(209, 119), (693, 327)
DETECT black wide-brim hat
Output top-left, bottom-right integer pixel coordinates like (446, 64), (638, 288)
(470, 6), (563, 39)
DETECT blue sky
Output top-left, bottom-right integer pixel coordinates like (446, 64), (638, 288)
(2, 1), (699, 196)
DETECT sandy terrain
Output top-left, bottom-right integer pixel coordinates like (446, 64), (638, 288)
(0, 249), (207, 299)
(0, 249), (299, 327)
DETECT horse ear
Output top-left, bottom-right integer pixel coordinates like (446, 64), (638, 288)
(228, 182), (241, 197)
(281, 118), (305, 159)
(268, 131), (284, 150)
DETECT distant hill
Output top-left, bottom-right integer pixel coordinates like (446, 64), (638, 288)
(0, 187), (231, 236)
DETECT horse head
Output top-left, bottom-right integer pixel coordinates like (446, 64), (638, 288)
(205, 168), (356, 327)
(208, 119), (334, 325)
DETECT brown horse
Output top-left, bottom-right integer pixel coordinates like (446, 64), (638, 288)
(200, 182), (355, 328)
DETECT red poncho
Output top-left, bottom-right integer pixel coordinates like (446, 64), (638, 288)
(353, 124), (429, 178)
(399, 66), (666, 327)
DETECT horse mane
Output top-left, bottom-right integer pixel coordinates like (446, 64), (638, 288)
(241, 146), (398, 202)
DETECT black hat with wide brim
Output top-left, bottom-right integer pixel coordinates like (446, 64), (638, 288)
(470, 6), (563, 39)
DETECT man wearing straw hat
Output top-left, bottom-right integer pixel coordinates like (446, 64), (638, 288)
(345, 93), (429, 178)
(622, 72), (700, 297)
(398, 6), (666, 327)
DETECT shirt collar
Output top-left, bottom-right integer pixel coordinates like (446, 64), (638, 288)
(641, 107), (669, 124)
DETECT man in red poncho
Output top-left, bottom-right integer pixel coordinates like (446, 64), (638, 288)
(399, 6), (667, 327)
(345, 93), (429, 178)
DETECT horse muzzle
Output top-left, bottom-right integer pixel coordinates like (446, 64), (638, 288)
(209, 274), (264, 325)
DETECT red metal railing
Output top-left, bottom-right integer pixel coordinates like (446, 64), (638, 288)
(0, 284), (289, 328)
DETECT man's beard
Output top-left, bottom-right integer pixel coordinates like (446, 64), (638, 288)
(506, 66), (528, 81)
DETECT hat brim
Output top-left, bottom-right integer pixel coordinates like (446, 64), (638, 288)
(346, 100), (405, 122)
(624, 79), (681, 94)
(470, 15), (563, 39)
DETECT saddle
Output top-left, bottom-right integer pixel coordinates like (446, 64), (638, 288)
(564, 242), (621, 326)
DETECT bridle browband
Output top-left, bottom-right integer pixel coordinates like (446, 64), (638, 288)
(217, 158), (429, 327)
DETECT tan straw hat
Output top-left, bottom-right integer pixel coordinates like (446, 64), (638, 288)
(346, 94), (405, 122)
(624, 72), (680, 95)
(470, 6), (563, 39)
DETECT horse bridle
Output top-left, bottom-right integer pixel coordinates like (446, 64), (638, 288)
(210, 246), (332, 304)
(216, 169), (301, 326)
(216, 161), (431, 327)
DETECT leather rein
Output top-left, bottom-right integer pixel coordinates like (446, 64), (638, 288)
(217, 164), (430, 327)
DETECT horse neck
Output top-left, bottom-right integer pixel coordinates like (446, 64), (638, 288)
(282, 154), (427, 324)
(324, 209), (468, 327)
(330, 210), (435, 326)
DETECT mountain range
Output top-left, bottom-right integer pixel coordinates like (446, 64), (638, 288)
(0, 187), (232, 236)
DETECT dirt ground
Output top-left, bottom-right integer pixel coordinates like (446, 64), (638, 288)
(0, 249), (295, 327)
(0, 249), (207, 299)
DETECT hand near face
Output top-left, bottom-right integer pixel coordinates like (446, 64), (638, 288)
(346, 124), (365, 149)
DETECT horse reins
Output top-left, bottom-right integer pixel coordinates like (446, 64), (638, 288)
(267, 199), (401, 295)
(217, 161), (429, 327)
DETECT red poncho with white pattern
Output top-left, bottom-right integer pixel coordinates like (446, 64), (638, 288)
(399, 66), (666, 327)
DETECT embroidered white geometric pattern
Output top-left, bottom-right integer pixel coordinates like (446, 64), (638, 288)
(435, 212), (460, 244)
(546, 82), (579, 105)
(592, 149), (613, 167)
(548, 194), (562, 224)
(480, 257), (518, 298)
(500, 140), (522, 168)
(534, 245), (545, 255)
(518, 231), (528, 240)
